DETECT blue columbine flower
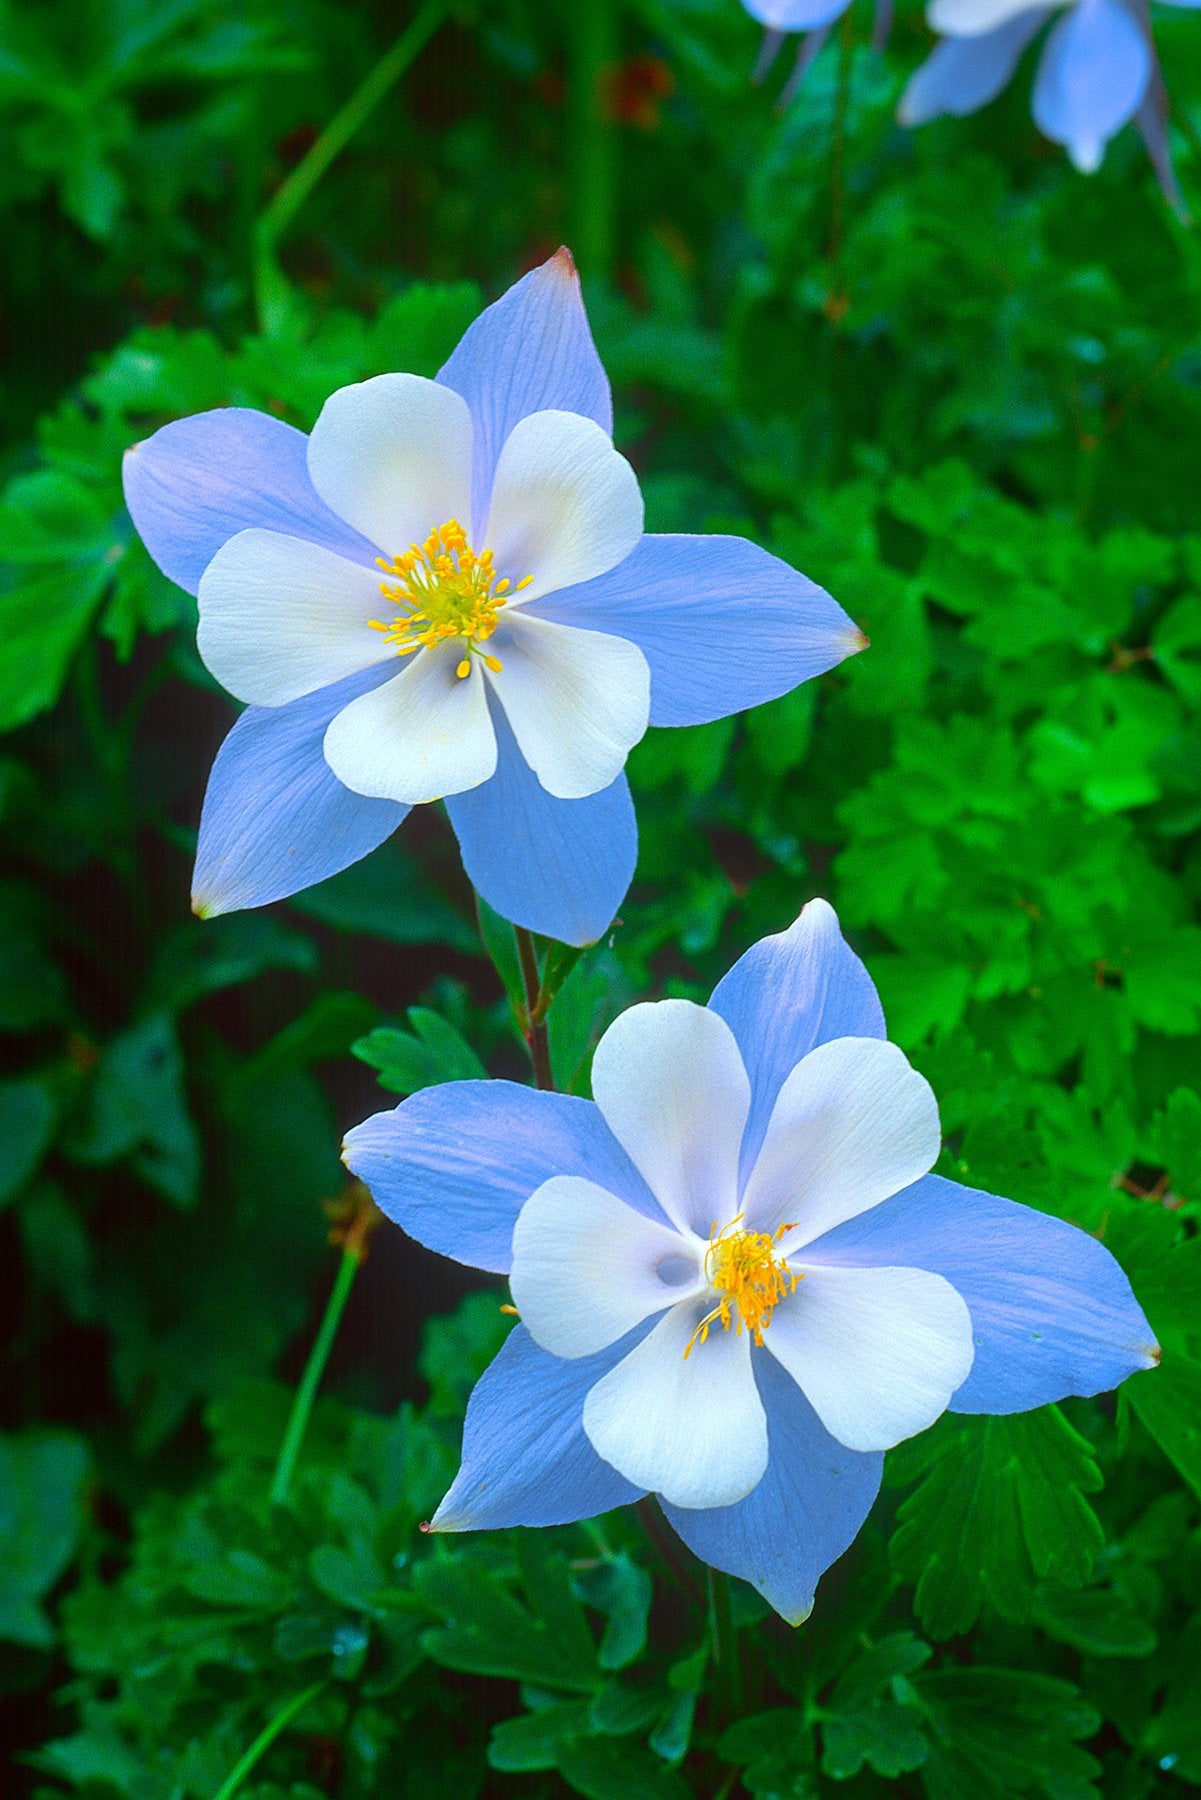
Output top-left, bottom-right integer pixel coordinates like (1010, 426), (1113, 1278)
(123, 250), (861, 946)
(900, 0), (1197, 204)
(343, 898), (1158, 1623)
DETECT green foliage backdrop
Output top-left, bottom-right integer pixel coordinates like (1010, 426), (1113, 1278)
(2, 0), (1201, 1793)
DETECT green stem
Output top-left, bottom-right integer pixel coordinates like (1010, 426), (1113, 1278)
(709, 1568), (744, 1717)
(270, 1248), (360, 1505)
(567, 0), (619, 280)
(254, 0), (450, 333)
(515, 926), (556, 1090)
(213, 1680), (329, 1800)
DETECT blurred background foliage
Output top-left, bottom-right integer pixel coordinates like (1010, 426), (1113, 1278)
(3, 0), (1201, 1793)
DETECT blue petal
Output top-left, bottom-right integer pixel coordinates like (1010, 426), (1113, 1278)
(531, 535), (862, 729)
(899, 10), (1051, 124)
(431, 1324), (644, 1530)
(708, 899), (885, 1184)
(437, 248), (613, 539)
(743, 0), (850, 24)
(343, 1082), (663, 1274)
(1032, 0), (1150, 170)
(661, 1354), (882, 1623)
(123, 408), (377, 597)
(444, 699), (637, 947)
(192, 666), (405, 916)
(809, 1173), (1160, 1413)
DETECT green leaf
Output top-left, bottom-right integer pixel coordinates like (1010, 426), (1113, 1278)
(1126, 1356), (1201, 1502)
(290, 840), (476, 951)
(488, 1700), (592, 1773)
(821, 1633), (932, 1780)
(573, 1554), (653, 1672)
(353, 1008), (485, 1095)
(0, 1429), (89, 1648)
(0, 1077), (56, 1208)
(68, 1011), (199, 1206)
(890, 1410), (1104, 1638)
(418, 1294), (512, 1420)
(416, 1548), (600, 1693)
(555, 1736), (694, 1800)
(144, 914), (317, 1015)
(914, 1667), (1102, 1800)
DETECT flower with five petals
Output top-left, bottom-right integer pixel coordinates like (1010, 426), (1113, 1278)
(343, 898), (1158, 1621)
(124, 249), (862, 945)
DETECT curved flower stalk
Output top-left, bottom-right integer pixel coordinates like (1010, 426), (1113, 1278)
(123, 249), (862, 947)
(900, 0), (1198, 206)
(343, 898), (1158, 1622)
(745, 0), (893, 107)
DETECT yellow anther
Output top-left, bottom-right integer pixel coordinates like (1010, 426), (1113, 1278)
(371, 519), (533, 677)
(683, 1215), (800, 1360)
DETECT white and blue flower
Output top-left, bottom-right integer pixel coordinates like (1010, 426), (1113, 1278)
(343, 898), (1158, 1622)
(124, 250), (861, 946)
(901, 0), (1198, 198)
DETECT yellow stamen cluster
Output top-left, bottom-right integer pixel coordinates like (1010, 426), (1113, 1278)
(369, 519), (533, 680)
(684, 1214), (800, 1359)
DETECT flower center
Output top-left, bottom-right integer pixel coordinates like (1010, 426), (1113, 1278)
(369, 519), (533, 680)
(683, 1214), (800, 1359)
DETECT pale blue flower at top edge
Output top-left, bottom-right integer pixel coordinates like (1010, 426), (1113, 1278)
(342, 897), (1160, 1624)
(899, 0), (1200, 211)
(121, 249), (864, 948)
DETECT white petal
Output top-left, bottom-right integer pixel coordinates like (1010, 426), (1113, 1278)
(197, 529), (385, 706)
(589, 1001), (751, 1236)
(510, 1176), (703, 1359)
(483, 409), (643, 603)
(765, 1263), (974, 1452)
(323, 648), (496, 804)
(306, 374), (474, 553)
(583, 1302), (768, 1509)
(486, 613), (650, 799)
(929, 0), (1050, 33)
(741, 1037), (940, 1249)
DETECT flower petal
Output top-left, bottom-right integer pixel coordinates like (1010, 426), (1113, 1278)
(1032, 0), (1150, 170)
(899, 9), (1051, 123)
(744, 0), (854, 31)
(511, 1176), (703, 1359)
(437, 248), (613, 540)
(807, 1173), (1160, 1411)
(306, 373), (474, 552)
(487, 613), (650, 799)
(741, 1037), (940, 1245)
(444, 697), (637, 945)
(589, 1000), (751, 1236)
(196, 529), (386, 706)
(484, 410), (643, 604)
(661, 1354), (882, 1623)
(708, 898), (886, 1185)
(343, 1082), (664, 1275)
(529, 534), (862, 728)
(122, 409), (377, 598)
(928, 0), (1049, 36)
(766, 1263), (974, 1451)
(191, 666), (406, 917)
(323, 648), (496, 805)
(430, 1324), (644, 1531)
(583, 1301), (768, 1509)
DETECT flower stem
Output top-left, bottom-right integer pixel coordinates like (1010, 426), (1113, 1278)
(515, 926), (556, 1091)
(254, 0), (449, 333)
(708, 1567), (744, 1717)
(270, 1247), (360, 1506)
(213, 1680), (329, 1800)
(567, 0), (619, 280)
